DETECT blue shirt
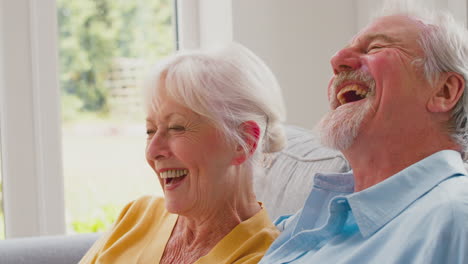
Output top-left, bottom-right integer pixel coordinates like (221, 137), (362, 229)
(260, 150), (468, 264)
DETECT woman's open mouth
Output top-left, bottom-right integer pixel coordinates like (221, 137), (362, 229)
(160, 169), (188, 189)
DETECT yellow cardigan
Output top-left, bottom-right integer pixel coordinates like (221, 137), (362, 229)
(79, 196), (279, 264)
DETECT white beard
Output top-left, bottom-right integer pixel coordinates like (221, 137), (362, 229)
(318, 99), (373, 151)
(319, 69), (375, 151)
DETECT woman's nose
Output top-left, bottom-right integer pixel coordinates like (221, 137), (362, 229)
(330, 47), (362, 75)
(146, 132), (171, 160)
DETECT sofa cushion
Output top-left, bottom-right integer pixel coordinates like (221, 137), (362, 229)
(254, 125), (350, 220)
(0, 233), (100, 264)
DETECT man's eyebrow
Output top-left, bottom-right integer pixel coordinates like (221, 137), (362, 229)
(364, 33), (401, 43)
(346, 33), (401, 48)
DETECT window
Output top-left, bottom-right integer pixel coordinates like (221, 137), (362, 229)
(0, 0), (200, 239)
(57, 0), (176, 234)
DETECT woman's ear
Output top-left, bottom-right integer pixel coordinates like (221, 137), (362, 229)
(232, 121), (260, 165)
(427, 72), (465, 113)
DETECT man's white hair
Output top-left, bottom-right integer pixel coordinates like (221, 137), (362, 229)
(376, 0), (468, 158)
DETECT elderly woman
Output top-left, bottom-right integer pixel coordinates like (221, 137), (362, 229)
(80, 43), (286, 264)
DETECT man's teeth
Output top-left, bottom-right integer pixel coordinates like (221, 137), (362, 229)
(337, 84), (368, 105)
(159, 169), (188, 179)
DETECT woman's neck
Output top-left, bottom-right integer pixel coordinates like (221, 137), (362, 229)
(161, 199), (260, 264)
(161, 168), (261, 264)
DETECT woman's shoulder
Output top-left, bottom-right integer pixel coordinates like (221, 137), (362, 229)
(79, 196), (171, 264)
(115, 195), (168, 223)
(130, 195), (165, 208)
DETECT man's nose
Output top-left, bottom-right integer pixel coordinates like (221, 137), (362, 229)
(330, 47), (362, 75)
(146, 132), (171, 161)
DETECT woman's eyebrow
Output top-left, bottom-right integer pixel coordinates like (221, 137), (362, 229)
(146, 112), (185, 123)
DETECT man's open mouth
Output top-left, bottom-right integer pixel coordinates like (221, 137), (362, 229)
(160, 169), (188, 185)
(337, 84), (369, 105)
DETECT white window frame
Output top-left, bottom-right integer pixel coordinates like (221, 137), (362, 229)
(0, 0), (65, 238)
(176, 0), (233, 50)
(176, 0), (201, 49)
(0, 0), (205, 238)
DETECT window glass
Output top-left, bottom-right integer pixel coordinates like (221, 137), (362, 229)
(57, 0), (175, 233)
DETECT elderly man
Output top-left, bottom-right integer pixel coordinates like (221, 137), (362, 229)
(260, 3), (468, 264)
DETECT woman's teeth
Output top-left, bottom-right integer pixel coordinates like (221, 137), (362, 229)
(159, 169), (188, 179)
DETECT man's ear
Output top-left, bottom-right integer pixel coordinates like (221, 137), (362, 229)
(232, 121), (260, 165)
(427, 72), (465, 113)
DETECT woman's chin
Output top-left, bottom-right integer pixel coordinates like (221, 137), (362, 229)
(164, 198), (189, 215)
(162, 176), (191, 214)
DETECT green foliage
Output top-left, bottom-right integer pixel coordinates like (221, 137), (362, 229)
(71, 204), (120, 233)
(61, 94), (85, 122)
(57, 0), (174, 113)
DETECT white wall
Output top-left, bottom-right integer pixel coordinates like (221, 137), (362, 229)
(199, 0), (233, 48)
(231, 1), (356, 130)
(356, 0), (467, 29)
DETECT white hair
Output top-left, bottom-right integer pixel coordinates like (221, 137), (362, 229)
(376, 0), (468, 157)
(144, 43), (287, 167)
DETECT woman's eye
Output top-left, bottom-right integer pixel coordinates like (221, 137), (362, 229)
(169, 126), (185, 132)
(146, 129), (156, 136)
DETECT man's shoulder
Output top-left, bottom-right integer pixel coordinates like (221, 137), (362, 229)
(426, 175), (468, 208)
(434, 175), (468, 213)
(409, 175), (468, 224)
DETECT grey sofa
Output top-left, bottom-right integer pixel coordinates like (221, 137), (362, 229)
(0, 125), (349, 264)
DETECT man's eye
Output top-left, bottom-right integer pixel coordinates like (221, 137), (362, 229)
(367, 45), (383, 53)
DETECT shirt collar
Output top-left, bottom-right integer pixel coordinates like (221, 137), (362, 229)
(346, 150), (467, 238)
(313, 172), (354, 193)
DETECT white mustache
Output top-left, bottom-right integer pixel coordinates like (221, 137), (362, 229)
(332, 70), (376, 96)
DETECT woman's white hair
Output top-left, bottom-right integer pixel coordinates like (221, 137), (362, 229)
(376, 0), (468, 157)
(144, 43), (287, 166)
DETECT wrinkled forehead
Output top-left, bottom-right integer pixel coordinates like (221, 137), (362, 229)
(350, 15), (427, 48)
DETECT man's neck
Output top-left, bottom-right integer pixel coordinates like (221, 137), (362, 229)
(343, 132), (460, 192)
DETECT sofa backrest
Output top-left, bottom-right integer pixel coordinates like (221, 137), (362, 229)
(0, 233), (100, 264)
(254, 125), (350, 220)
